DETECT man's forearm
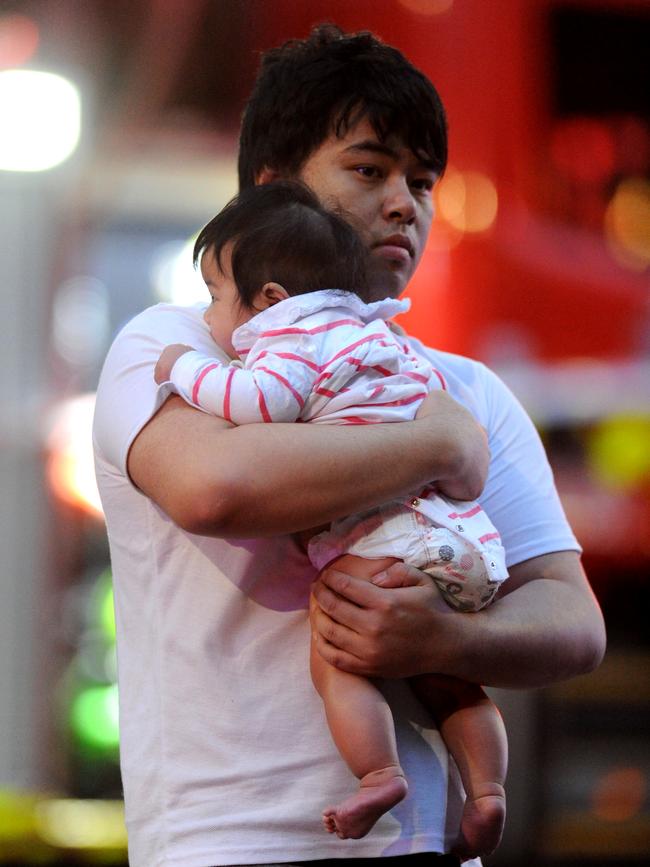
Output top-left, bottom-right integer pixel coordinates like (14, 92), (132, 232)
(215, 421), (434, 535)
(438, 553), (606, 688)
(128, 393), (487, 537)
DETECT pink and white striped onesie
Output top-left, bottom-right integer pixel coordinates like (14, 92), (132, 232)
(168, 290), (508, 610)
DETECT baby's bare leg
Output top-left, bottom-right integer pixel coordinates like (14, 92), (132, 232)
(310, 554), (407, 839)
(410, 673), (507, 860)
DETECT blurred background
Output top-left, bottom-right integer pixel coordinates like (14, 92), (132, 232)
(0, 0), (648, 864)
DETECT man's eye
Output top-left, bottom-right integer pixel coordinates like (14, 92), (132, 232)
(411, 178), (434, 193)
(356, 165), (381, 179)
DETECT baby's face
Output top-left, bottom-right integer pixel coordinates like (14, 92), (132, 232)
(201, 245), (253, 358)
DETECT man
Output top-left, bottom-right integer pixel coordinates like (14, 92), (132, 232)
(93, 24), (605, 867)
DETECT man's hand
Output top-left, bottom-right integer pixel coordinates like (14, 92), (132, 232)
(415, 390), (489, 501)
(154, 344), (195, 384)
(310, 562), (461, 678)
(310, 551), (606, 688)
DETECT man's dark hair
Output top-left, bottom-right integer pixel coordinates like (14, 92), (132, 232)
(238, 23), (447, 190)
(193, 181), (370, 308)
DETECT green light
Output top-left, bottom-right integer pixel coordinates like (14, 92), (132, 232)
(99, 580), (116, 642)
(70, 684), (119, 752)
(91, 568), (116, 642)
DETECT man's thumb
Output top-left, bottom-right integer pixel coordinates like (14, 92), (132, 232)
(371, 562), (424, 588)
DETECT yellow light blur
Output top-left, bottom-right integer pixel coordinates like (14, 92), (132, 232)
(424, 220), (464, 253)
(398, 0), (454, 14)
(591, 767), (647, 823)
(34, 799), (126, 849)
(586, 415), (650, 491)
(0, 789), (38, 839)
(436, 167), (498, 234)
(604, 177), (650, 270)
(437, 168), (466, 223)
(47, 393), (103, 518)
(0, 69), (80, 171)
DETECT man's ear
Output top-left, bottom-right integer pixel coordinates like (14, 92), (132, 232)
(260, 281), (290, 307)
(256, 166), (281, 185)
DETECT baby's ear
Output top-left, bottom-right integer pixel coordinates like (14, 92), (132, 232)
(256, 166), (281, 185)
(260, 281), (290, 307)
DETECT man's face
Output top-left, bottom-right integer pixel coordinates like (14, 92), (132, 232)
(296, 117), (437, 300)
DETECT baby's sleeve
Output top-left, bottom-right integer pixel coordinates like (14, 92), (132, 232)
(168, 350), (232, 415)
(169, 342), (319, 425)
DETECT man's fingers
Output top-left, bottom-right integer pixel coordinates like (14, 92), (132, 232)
(317, 567), (387, 607)
(311, 580), (366, 631)
(309, 587), (380, 666)
(310, 566), (445, 678)
(313, 631), (375, 677)
(310, 593), (364, 648)
(370, 562), (428, 589)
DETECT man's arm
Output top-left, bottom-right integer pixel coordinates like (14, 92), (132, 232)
(309, 550), (606, 688)
(127, 390), (489, 537)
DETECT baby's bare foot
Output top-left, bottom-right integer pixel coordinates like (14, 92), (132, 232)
(452, 782), (506, 859)
(322, 766), (408, 840)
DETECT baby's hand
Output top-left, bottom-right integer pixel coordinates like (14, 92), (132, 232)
(154, 344), (194, 384)
(416, 389), (489, 501)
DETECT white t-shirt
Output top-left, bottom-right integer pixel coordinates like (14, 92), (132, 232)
(93, 302), (580, 867)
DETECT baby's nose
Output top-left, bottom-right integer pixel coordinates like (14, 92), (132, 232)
(203, 307), (211, 326)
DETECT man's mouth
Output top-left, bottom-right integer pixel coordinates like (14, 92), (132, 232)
(372, 235), (414, 264)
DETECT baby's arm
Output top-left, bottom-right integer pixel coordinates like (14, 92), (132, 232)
(154, 341), (318, 425)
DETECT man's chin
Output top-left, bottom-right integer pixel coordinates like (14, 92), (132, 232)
(365, 263), (409, 301)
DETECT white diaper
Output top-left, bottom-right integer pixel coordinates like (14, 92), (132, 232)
(308, 492), (508, 612)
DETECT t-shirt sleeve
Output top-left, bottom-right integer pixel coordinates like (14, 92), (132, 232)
(476, 363), (581, 567)
(92, 304), (225, 478)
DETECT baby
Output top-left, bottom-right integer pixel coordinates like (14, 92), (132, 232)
(154, 181), (508, 859)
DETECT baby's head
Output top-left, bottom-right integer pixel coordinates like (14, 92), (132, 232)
(194, 181), (370, 355)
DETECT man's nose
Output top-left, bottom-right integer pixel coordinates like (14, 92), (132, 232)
(382, 177), (416, 224)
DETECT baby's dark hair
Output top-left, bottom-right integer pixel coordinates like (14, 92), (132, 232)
(238, 23), (447, 189)
(193, 181), (370, 308)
